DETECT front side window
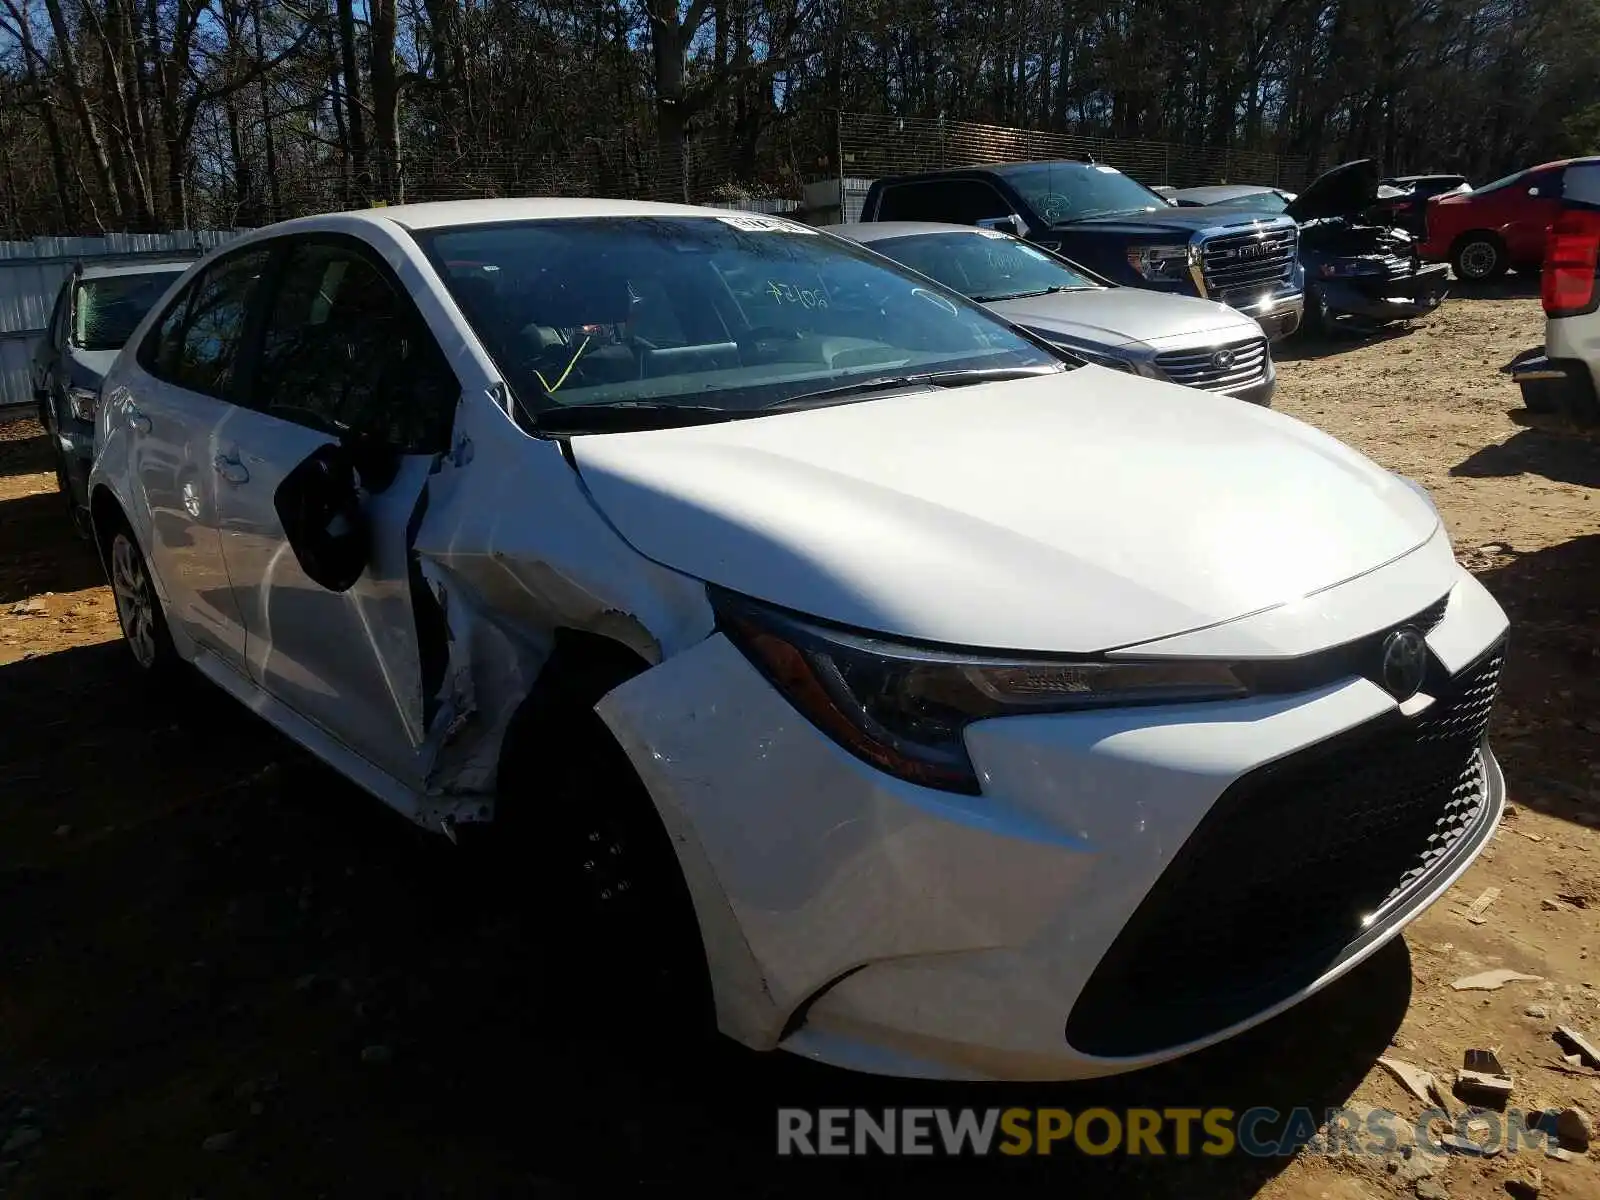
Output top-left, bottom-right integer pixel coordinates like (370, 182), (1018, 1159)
(1001, 163), (1170, 225)
(72, 270), (185, 351)
(255, 240), (457, 452)
(870, 232), (1100, 301)
(414, 216), (1064, 431)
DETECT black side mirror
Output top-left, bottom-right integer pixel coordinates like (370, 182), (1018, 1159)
(273, 442), (371, 593)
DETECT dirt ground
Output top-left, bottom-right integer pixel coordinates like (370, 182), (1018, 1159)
(1, 281), (1597, 1199)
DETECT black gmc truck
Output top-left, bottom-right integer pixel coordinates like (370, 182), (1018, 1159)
(858, 160), (1306, 340)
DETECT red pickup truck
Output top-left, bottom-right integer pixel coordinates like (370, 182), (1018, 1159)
(1419, 156), (1600, 281)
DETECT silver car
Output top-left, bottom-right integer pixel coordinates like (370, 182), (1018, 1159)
(827, 221), (1277, 406)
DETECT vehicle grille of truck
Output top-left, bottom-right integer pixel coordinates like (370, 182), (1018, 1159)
(1064, 635), (1505, 1059)
(1154, 336), (1270, 391)
(1201, 227), (1300, 292)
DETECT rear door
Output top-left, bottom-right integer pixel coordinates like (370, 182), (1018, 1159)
(117, 246), (272, 666)
(212, 233), (459, 786)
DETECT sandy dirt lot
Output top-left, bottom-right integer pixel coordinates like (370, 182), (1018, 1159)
(1, 281), (1597, 1199)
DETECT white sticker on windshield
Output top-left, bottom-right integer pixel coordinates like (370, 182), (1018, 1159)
(716, 214), (816, 234)
(973, 228), (1009, 238)
(1094, 164), (1122, 174)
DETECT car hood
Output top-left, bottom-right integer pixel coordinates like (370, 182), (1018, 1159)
(1052, 207), (1292, 238)
(1286, 159), (1385, 222)
(569, 370), (1439, 654)
(985, 289), (1258, 349)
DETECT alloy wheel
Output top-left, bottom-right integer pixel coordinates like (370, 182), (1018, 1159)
(110, 533), (158, 668)
(1458, 241), (1497, 279)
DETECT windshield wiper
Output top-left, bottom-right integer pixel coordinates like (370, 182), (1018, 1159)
(969, 285), (1076, 302)
(532, 403), (741, 433)
(766, 365), (1064, 411)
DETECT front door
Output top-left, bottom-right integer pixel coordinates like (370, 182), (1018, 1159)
(213, 235), (460, 786)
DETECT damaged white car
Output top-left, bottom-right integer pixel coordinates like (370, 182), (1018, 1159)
(89, 199), (1510, 1082)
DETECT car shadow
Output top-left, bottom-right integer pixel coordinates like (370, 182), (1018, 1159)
(1450, 430), (1600, 490)
(1474, 533), (1600, 828)
(0, 639), (1419, 1195)
(1445, 273), (1541, 301)
(1272, 321), (1423, 363)
(0, 489), (106, 603)
(0, 413), (54, 478)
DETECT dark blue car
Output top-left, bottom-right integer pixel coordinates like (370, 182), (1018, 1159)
(30, 260), (189, 536)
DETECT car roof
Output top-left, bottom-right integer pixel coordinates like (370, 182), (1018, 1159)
(1172, 185), (1278, 202)
(245, 197), (752, 236)
(76, 259), (193, 280)
(873, 159), (1108, 183)
(825, 221), (992, 243)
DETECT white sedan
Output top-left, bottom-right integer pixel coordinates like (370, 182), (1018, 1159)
(89, 199), (1509, 1081)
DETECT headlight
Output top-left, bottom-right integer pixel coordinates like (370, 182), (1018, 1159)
(67, 385), (99, 422)
(1126, 243), (1195, 283)
(713, 591), (1248, 794)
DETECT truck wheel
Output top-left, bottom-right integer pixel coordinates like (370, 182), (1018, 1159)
(1302, 286), (1333, 336)
(1452, 234), (1507, 281)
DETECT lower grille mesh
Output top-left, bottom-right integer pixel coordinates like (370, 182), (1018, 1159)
(1064, 639), (1505, 1059)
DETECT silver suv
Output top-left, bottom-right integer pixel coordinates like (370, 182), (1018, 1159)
(1509, 160), (1600, 431)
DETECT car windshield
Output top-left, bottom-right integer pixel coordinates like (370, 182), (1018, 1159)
(1001, 163), (1171, 224)
(414, 216), (1066, 428)
(72, 270), (185, 351)
(868, 231), (1100, 301)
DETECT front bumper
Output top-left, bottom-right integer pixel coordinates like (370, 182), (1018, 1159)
(1221, 289), (1303, 342)
(596, 555), (1510, 1082)
(1318, 262), (1451, 323)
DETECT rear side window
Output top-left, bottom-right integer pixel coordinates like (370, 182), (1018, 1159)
(875, 180), (1012, 224)
(254, 239), (458, 453)
(140, 248), (273, 399)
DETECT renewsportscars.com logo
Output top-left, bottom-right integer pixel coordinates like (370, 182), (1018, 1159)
(777, 1106), (1562, 1157)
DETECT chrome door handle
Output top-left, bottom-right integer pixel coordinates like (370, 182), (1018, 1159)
(126, 405), (151, 434)
(213, 453), (250, 484)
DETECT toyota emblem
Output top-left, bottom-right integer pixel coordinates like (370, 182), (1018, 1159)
(1380, 628), (1429, 701)
(1211, 348), (1236, 371)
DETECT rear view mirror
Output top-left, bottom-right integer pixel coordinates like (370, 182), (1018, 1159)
(273, 442), (371, 593)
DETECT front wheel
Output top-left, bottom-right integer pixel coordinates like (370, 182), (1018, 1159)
(108, 527), (178, 678)
(1452, 234), (1507, 281)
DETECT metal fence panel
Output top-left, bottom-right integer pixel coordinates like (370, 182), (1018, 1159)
(0, 230), (248, 411)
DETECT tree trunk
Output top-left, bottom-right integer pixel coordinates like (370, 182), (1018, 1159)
(369, 0), (402, 203)
(335, 0), (368, 199)
(252, 0), (281, 221)
(42, 0), (123, 224)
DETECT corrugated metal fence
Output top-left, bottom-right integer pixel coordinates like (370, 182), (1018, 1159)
(0, 231), (248, 411)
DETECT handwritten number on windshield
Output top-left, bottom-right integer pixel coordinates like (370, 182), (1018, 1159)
(765, 280), (828, 308)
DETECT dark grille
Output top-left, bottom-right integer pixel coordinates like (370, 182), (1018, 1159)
(1201, 227), (1299, 292)
(1064, 637), (1505, 1059)
(1154, 337), (1269, 391)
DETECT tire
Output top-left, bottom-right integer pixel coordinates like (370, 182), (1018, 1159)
(105, 522), (180, 680)
(1451, 234), (1507, 281)
(496, 660), (714, 1042)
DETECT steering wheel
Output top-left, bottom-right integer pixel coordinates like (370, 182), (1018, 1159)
(1033, 192), (1075, 223)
